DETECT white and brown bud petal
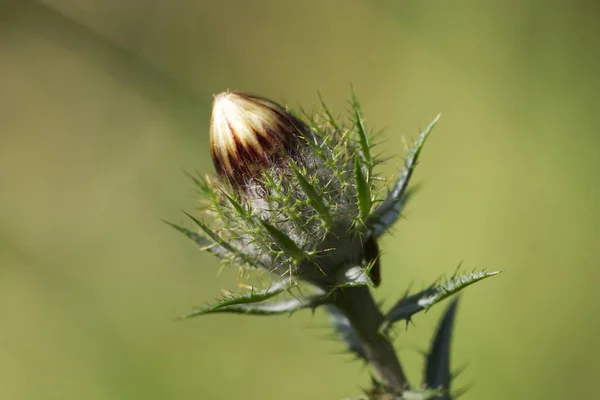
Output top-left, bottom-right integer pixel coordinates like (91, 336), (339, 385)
(209, 90), (308, 188)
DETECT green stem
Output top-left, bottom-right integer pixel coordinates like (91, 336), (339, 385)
(332, 286), (408, 392)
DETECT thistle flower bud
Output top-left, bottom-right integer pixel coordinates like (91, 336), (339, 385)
(209, 90), (308, 188)
(186, 90), (400, 289)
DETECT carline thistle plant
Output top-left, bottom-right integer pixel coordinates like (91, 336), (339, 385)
(167, 90), (498, 400)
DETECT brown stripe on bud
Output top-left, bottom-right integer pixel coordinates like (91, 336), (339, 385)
(209, 90), (308, 188)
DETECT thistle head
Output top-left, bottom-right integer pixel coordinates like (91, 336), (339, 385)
(180, 90), (404, 289)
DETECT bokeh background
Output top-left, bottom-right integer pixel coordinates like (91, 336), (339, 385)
(1, 1), (599, 399)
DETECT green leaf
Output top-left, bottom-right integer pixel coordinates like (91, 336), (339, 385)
(183, 212), (229, 249)
(183, 171), (218, 202)
(368, 114), (440, 238)
(351, 89), (373, 180)
(423, 298), (460, 400)
(163, 220), (210, 248)
(258, 219), (307, 263)
(354, 155), (372, 222)
(318, 92), (341, 133)
(380, 270), (499, 332)
(183, 170), (208, 190)
(182, 295), (327, 317)
(291, 163), (334, 230)
(182, 211), (258, 267)
(162, 220), (226, 257)
(221, 190), (249, 218)
(180, 279), (300, 319)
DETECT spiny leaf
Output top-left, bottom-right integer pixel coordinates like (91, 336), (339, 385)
(180, 279), (298, 319)
(162, 220), (227, 258)
(381, 270), (498, 332)
(182, 211), (258, 267)
(182, 295), (327, 317)
(351, 89), (373, 180)
(368, 114), (440, 238)
(291, 163), (334, 230)
(183, 170), (208, 190)
(184, 171), (221, 205)
(318, 92), (341, 133)
(163, 220), (211, 248)
(327, 305), (367, 361)
(221, 190), (249, 218)
(259, 219), (307, 263)
(183, 212), (231, 249)
(423, 298), (460, 400)
(354, 155), (372, 222)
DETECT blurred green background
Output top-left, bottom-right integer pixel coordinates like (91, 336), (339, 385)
(1, 1), (599, 399)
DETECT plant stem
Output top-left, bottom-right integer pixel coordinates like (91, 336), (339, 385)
(332, 286), (408, 392)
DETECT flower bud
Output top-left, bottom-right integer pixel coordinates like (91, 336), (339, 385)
(209, 90), (308, 188)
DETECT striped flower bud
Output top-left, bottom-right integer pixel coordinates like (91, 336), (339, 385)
(209, 90), (308, 189)
(178, 89), (410, 289)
